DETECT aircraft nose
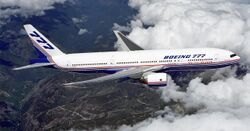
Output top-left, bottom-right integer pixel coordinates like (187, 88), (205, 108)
(232, 54), (240, 62)
(236, 55), (240, 60)
(229, 52), (240, 59)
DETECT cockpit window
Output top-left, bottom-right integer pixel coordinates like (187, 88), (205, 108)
(230, 54), (237, 58)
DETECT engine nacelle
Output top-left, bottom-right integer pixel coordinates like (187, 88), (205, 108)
(140, 73), (168, 86)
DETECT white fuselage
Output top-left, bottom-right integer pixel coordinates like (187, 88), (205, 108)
(51, 48), (240, 73)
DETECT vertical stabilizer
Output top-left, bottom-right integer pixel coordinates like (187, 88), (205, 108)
(24, 24), (65, 57)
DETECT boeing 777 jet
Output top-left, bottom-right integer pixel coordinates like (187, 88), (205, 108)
(14, 25), (240, 86)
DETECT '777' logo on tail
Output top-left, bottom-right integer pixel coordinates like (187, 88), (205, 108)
(29, 31), (54, 50)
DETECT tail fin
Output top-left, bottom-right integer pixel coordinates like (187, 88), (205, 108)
(24, 24), (65, 57)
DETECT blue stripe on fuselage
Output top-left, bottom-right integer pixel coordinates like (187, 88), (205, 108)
(70, 69), (123, 74)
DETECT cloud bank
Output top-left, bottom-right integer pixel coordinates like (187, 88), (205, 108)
(0, 0), (67, 23)
(118, 73), (250, 131)
(116, 0), (250, 64)
(115, 0), (250, 130)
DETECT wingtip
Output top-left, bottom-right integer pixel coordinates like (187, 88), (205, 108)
(12, 67), (21, 71)
(62, 82), (83, 87)
(113, 30), (119, 34)
(62, 83), (71, 86)
(62, 83), (84, 89)
(24, 24), (32, 26)
(63, 82), (80, 86)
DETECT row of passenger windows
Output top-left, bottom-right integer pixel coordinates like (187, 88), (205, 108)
(117, 59), (212, 64)
(188, 58), (213, 62)
(141, 61), (158, 63)
(72, 58), (214, 66)
(72, 63), (108, 66)
(116, 61), (139, 64)
(159, 60), (172, 63)
(117, 60), (167, 64)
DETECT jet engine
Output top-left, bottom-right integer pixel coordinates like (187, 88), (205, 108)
(140, 73), (168, 86)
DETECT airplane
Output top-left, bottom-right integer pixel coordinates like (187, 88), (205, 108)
(14, 24), (240, 87)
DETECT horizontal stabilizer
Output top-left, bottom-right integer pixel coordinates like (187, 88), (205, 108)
(13, 63), (55, 70)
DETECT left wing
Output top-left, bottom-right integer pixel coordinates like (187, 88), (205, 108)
(63, 66), (164, 86)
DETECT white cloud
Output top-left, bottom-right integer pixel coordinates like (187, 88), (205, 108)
(78, 28), (88, 35)
(0, 0), (67, 19)
(117, 0), (250, 64)
(113, 23), (131, 32)
(72, 16), (87, 24)
(119, 111), (250, 131)
(118, 73), (250, 131)
(72, 17), (83, 24)
(172, 73), (250, 109)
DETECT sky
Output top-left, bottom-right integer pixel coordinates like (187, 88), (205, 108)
(115, 0), (250, 131)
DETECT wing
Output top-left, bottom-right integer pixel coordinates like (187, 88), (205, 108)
(63, 66), (164, 86)
(113, 31), (144, 51)
(13, 63), (55, 70)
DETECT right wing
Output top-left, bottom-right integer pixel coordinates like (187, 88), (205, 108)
(113, 31), (144, 51)
(13, 63), (55, 70)
(63, 66), (164, 86)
